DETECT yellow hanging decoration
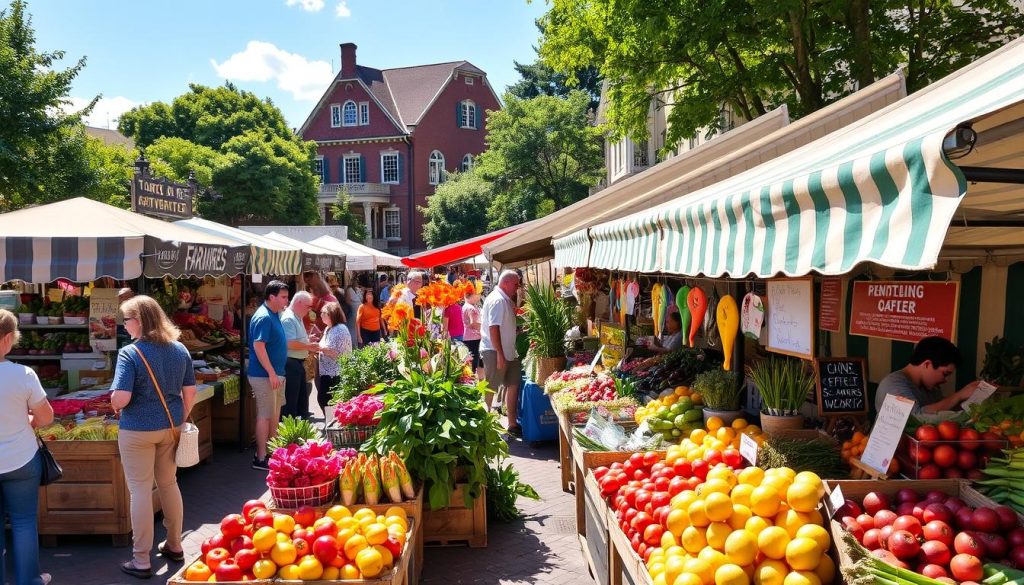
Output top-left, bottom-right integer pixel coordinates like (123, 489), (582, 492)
(717, 294), (740, 370)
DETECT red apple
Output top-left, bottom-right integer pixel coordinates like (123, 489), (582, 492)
(944, 497), (967, 513)
(916, 425), (940, 443)
(959, 428), (981, 450)
(233, 548), (259, 571)
(937, 421), (961, 441)
(220, 514), (246, 539)
(995, 506), (1020, 531)
(920, 540), (952, 566)
(943, 467), (964, 479)
(293, 505), (317, 528)
(228, 536), (252, 555)
(1010, 545), (1024, 569)
(205, 547), (230, 572)
(888, 530), (921, 560)
(312, 517), (338, 539)
(1008, 528), (1024, 549)
(241, 499), (267, 522)
(863, 492), (891, 516)
(214, 559), (243, 582)
(836, 499), (863, 519)
(312, 535), (338, 564)
(896, 488), (920, 504)
(383, 535), (403, 559)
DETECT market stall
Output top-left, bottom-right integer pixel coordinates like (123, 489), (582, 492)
(308, 234), (405, 272)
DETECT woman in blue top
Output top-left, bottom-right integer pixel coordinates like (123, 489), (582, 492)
(110, 295), (197, 579)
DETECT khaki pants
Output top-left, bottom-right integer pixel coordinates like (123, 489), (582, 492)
(119, 428), (183, 568)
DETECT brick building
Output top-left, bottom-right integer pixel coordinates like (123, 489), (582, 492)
(299, 43), (501, 254)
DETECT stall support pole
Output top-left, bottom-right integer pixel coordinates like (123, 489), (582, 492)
(238, 276), (248, 452)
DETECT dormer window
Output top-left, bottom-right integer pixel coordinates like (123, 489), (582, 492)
(330, 104), (342, 128)
(459, 100), (477, 130)
(464, 76), (474, 85)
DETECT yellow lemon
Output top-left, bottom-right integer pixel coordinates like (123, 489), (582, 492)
(756, 526), (791, 560)
(794, 525), (830, 552)
(775, 509), (811, 539)
(730, 484), (754, 508)
(688, 499), (711, 528)
(297, 556), (324, 581)
(364, 523), (389, 546)
(705, 493), (734, 523)
(252, 526), (278, 553)
(699, 479), (733, 497)
(252, 559), (277, 579)
(355, 547), (384, 578)
(793, 471), (821, 487)
(782, 571), (821, 585)
(706, 522), (732, 551)
(691, 429), (708, 443)
(664, 555), (688, 585)
(753, 560), (789, 585)
(272, 513), (295, 534)
(270, 541), (297, 567)
(715, 563), (750, 585)
(761, 476), (791, 495)
(699, 546), (729, 572)
(673, 490), (699, 511)
(343, 534), (369, 560)
(744, 515), (772, 535)
(737, 467), (765, 487)
(681, 526), (708, 554)
(680, 558), (712, 585)
(750, 486), (781, 518)
(728, 504), (752, 531)
(784, 538), (822, 571)
(731, 418), (748, 430)
(724, 530), (757, 566)
(277, 564), (300, 580)
(662, 531), (680, 550)
(812, 554), (835, 584)
(674, 574), (705, 585)
(276, 531), (291, 544)
(706, 416), (724, 432)
(666, 508), (690, 536)
(707, 467), (738, 489)
(325, 505), (352, 522)
(785, 482), (820, 514)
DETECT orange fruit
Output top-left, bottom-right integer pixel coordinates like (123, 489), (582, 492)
(340, 563), (360, 580)
(325, 505), (352, 522)
(252, 559), (276, 579)
(277, 564), (300, 580)
(297, 556), (324, 580)
(272, 513), (295, 534)
(364, 523), (389, 546)
(716, 563), (750, 585)
(343, 534), (369, 560)
(750, 485), (781, 518)
(373, 544), (394, 569)
(785, 537), (822, 571)
(724, 530), (757, 566)
(756, 526), (790, 560)
(270, 541), (297, 567)
(753, 560), (788, 585)
(252, 526), (277, 552)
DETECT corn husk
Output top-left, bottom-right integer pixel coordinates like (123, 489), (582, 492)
(391, 452), (416, 499)
(361, 456), (381, 505)
(340, 461), (361, 506)
(380, 457), (402, 503)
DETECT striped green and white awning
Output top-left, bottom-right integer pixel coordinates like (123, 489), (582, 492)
(553, 229), (591, 268)
(175, 218), (303, 275)
(587, 38), (1024, 277)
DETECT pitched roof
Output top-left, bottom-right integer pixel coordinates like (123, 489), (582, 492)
(381, 61), (485, 128)
(85, 126), (135, 148)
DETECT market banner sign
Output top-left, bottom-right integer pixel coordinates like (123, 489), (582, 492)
(143, 239), (249, 278)
(132, 174), (194, 219)
(848, 281), (959, 343)
(301, 253), (344, 273)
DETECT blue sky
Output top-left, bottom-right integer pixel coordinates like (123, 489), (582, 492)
(26, 0), (550, 129)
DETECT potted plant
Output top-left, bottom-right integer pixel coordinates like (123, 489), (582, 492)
(695, 369), (743, 425)
(523, 284), (575, 384)
(16, 304), (35, 325)
(748, 356), (814, 434)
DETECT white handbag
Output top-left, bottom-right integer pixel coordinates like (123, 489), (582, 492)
(133, 346), (202, 468)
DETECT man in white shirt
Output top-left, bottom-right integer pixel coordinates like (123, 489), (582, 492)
(480, 270), (522, 436)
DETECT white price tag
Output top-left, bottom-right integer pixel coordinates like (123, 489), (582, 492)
(251, 273), (263, 284)
(740, 433), (758, 465)
(92, 361), (106, 369)
(588, 346), (605, 374)
(861, 394), (915, 474)
(828, 484), (846, 519)
(962, 380), (998, 411)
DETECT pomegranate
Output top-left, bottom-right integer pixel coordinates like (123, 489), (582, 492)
(1010, 545), (1024, 569)
(943, 497), (967, 513)
(995, 506), (1020, 531)
(944, 467), (965, 479)
(863, 528), (883, 550)
(896, 488), (920, 504)
(925, 490), (948, 502)
(874, 509), (898, 528)
(872, 548), (908, 569)
(957, 450), (978, 470)
(836, 499), (863, 519)
(923, 520), (954, 547)
(856, 514), (876, 531)
(923, 503), (953, 524)
(918, 464), (942, 480)
(842, 516), (865, 542)
(919, 564), (948, 579)
(1007, 528), (1024, 549)
(893, 515), (923, 537)
(888, 530), (922, 560)
(955, 507), (976, 530)
(933, 445), (958, 468)
(978, 533), (1008, 559)
(878, 525), (895, 549)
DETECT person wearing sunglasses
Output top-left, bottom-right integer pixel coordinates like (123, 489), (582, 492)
(316, 302), (352, 416)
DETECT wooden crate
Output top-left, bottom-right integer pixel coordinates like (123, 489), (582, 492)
(422, 483), (487, 548)
(607, 507), (653, 585)
(823, 479), (1000, 573)
(558, 411), (574, 493)
(579, 469), (613, 585)
(352, 488), (424, 585)
(38, 440), (133, 546)
(211, 383), (256, 445)
(191, 398), (214, 463)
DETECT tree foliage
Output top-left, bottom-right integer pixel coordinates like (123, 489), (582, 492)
(539, 0), (1024, 149)
(79, 134), (135, 209)
(118, 83), (319, 225)
(486, 188), (554, 232)
(0, 0), (97, 211)
(330, 190), (367, 244)
(420, 170), (495, 247)
(507, 60), (602, 113)
(477, 91), (604, 215)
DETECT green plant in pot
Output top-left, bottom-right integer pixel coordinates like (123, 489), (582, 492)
(523, 284), (575, 384)
(694, 369), (743, 425)
(748, 356), (814, 433)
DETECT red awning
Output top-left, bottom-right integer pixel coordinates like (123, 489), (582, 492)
(402, 227), (519, 269)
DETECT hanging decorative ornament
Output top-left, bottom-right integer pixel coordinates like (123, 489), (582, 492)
(659, 283), (671, 337)
(704, 288), (720, 348)
(741, 292), (765, 340)
(687, 287), (707, 347)
(717, 294), (740, 370)
(651, 283), (662, 337)
(676, 285), (692, 347)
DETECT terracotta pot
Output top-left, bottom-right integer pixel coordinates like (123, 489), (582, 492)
(702, 408), (745, 427)
(534, 356), (567, 385)
(759, 412), (804, 434)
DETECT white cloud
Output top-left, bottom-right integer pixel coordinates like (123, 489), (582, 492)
(210, 41), (334, 102)
(65, 95), (139, 128)
(286, 0), (324, 12)
(335, 1), (351, 17)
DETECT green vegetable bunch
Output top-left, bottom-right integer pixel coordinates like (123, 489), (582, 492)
(748, 356), (814, 416)
(693, 369), (740, 410)
(523, 284), (575, 358)
(364, 370), (509, 511)
(486, 462), (540, 522)
(331, 342), (401, 403)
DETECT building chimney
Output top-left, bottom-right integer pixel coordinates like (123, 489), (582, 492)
(340, 43), (357, 78)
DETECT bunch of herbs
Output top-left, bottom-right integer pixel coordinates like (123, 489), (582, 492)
(331, 342), (400, 403)
(485, 462), (540, 522)
(693, 369), (741, 410)
(748, 356), (814, 416)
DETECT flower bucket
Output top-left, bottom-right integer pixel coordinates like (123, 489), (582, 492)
(269, 479), (337, 508)
(534, 356), (567, 385)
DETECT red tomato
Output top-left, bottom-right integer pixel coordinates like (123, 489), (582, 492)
(959, 428), (981, 450)
(241, 500), (267, 523)
(950, 553), (983, 582)
(668, 476), (688, 496)
(594, 466), (610, 481)
(205, 548), (231, 572)
(628, 452), (645, 469)
(642, 451), (660, 469)
(643, 523), (664, 545)
(937, 421), (961, 441)
(722, 449), (742, 469)
(214, 559), (244, 582)
(673, 460), (692, 478)
(220, 514), (246, 539)
(932, 445), (958, 468)
(916, 424), (940, 443)
(704, 449), (723, 466)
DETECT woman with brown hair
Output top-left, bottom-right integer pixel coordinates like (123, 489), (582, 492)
(0, 309), (54, 585)
(316, 301), (352, 415)
(302, 272), (338, 333)
(356, 289), (385, 347)
(110, 295), (197, 579)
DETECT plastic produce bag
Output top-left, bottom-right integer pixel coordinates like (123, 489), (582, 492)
(580, 408), (628, 450)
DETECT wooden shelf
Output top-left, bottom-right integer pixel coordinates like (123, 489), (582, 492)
(18, 324), (88, 330)
(8, 354), (62, 361)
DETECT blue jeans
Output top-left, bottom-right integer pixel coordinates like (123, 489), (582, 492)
(0, 449), (44, 585)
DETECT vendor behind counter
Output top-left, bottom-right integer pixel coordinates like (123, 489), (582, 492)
(874, 336), (981, 416)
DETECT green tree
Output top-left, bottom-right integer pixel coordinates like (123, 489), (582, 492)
(507, 60), (602, 113)
(420, 170), (495, 247)
(486, 188), (554, 232)
(118, 83), (319, 225)
(477, 91), (604, 216)
(0, 0), (96, 210)
(79, 134), (135, 209)
(538, 0), (1024, 149)
(330, 190), (368, 243)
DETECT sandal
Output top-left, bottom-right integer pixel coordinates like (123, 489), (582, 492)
(120, 561), (152, 579)
(158, 541), (185, 562)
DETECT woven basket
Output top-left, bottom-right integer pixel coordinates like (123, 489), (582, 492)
(325, 422), (377, 450)
(269, 479), (337, 508)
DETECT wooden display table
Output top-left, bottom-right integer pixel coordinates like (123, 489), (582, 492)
(210, 376), (255, 447)
(422, 483), (487, 548)
(608, 508), (654, 585)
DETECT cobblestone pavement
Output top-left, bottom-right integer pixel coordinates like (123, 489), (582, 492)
(30, 410), (591, 585)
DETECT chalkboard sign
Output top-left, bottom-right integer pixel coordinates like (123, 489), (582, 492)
(814, 357), (869, 416)
(766, 278), (815, 359)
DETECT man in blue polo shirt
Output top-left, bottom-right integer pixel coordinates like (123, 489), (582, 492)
(248, 280), (289, 470)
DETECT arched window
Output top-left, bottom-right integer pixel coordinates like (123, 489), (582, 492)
(428, 151), (445, 185)
(461, 154), (474, 172)
(342, 100), (357, 126)
(459, 100), (477, 129)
